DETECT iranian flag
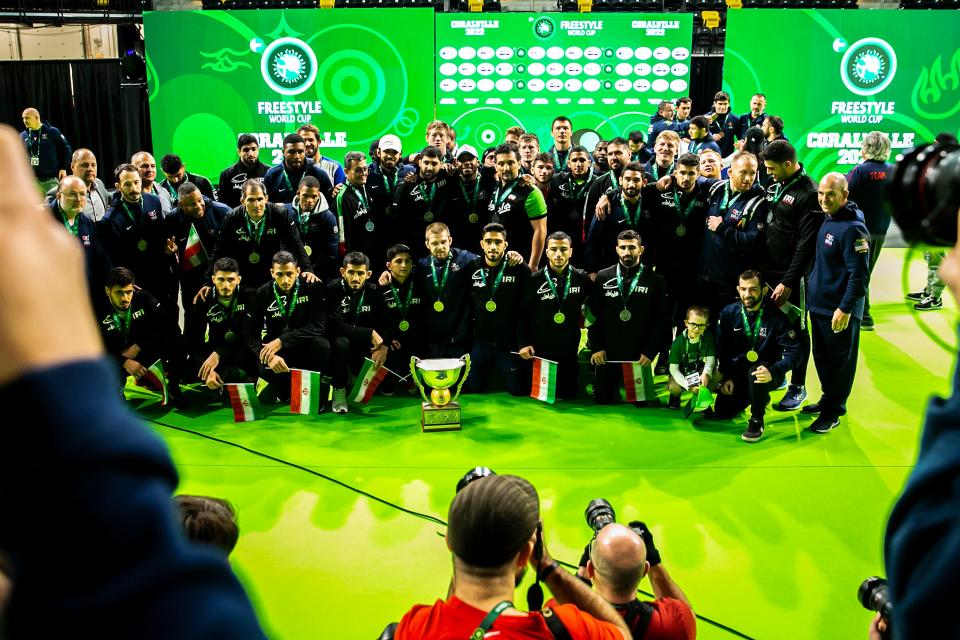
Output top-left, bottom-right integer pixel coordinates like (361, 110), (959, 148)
(182, 223), (207, 271)
(290, 369), (324, 414)
(226, 383), (264, 422)
(138, 359), (169, 406)
(530, 357), (558, 404)
(622, 362), (655, 403)
(351, 358), (388, 404)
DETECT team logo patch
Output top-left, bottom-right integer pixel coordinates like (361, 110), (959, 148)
(783, 194), (795, 205)
(825, 233), (835, 246)
(854, 237), (870, 254)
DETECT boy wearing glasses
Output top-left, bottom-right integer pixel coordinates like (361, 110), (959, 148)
(666, 305), (716, 409)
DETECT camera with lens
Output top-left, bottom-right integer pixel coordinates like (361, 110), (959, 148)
(584, 498), (645, 539)
(859, 576), (893, 638)
(888, 136), (960, 246)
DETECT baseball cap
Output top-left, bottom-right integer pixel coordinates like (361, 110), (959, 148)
(455, 144), (479, 161)
(379, 134), (402, 153)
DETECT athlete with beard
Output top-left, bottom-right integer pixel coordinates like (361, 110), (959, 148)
(518, 231), (593, 400)
(547, 145), (594, 265)
(392, 146), (452, 257)
(585, 162), (647, 276)
(587, 230), (669, 405)
(482, 144), (548, 270)
(465, 223), (531, 395)
(218, 134), (270, 208)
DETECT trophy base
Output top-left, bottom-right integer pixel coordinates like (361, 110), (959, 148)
(421, 401), (462, 432)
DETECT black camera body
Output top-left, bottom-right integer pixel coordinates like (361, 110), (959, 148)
(859, 576), (893, 624)
(888, 140), (960, 246)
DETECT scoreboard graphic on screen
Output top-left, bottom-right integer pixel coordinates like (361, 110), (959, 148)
(435, 14), (694, 152)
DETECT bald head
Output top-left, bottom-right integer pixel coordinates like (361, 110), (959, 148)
(22, 108), (40, 131)
(131, 151), (157, 186)
(729, 152), (759, 193)
(817, 172), (849, 216)
(71, 148), (98, 185)
(589, 524), (648, 601)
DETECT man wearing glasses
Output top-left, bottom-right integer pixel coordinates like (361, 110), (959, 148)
(48, 175), (110, 295)
(335, 151), (378, 261)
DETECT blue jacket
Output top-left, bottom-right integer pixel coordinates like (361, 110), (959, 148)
(707, 111), (739, 156)
(886, 337), (960, 639)
(0, 360), (265, 638)
(687, 137), (722, 155)
(20, 122), (71, 179)
(284, 201), (340, 280)
(648, 114), (688, 141)
(698, 180), (768, 288)
(807, 202), (870, 320)
(48, 202), (111, 293)
(100, 192), (175, 290)
(716, 299), (801, 379)
(416, 248), (479, 346)
(734, 112), (767, 139)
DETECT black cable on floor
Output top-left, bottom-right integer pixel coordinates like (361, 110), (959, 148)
(154, 419), (756, 640)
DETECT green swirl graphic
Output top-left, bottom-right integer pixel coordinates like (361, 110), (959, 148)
(911, 48), (960, 120)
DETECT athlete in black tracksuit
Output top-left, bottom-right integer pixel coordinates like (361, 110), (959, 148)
(807, 200), (871, 429)
(326, 277), (388, 391)
(191, 286), (258, 385)
(518, 264), (593, 399)
(759, 164), (823, 408)
(588, 260), (669, 404)
(465, 256), (531, 395)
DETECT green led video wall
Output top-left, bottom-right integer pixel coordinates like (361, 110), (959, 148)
(435, 14), (694, 152)
(725, 9), (960, 178)
(143, 9), (436, 180)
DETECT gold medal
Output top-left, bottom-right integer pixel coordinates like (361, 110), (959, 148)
(676, 225), (686, 237)
(305, 244), (313, 256)
(399, 320), (410, 332)
(225, 330), (236, 342)
(424, 211), (435, 223)
(249, 252), (260, 264)
(137, 239), (148, 252)
(746, 350), (759, 362)
(485, 300), (497, 312)
(433, 300), (445, 312)
(619, 309), (632, 322)
(553, 312), (565, 324)
(468, 212), (479, 224)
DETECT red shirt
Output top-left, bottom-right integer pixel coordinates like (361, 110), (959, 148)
(617, 598), (696, 640)
(395, 596), (624, 640)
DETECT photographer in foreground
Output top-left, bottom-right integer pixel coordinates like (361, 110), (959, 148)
(394, 475), (630, 639)
(578, 502), (696, 639)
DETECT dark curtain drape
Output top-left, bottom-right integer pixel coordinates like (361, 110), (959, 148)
(0, 59), (133, 177)
(688, 56), (725, 116)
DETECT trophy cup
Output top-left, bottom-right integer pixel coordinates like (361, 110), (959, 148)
(410, 355), (471, 432)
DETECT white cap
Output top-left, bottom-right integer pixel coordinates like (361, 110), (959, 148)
(378, 134), (402, 153)
(455, 144), (479, 160)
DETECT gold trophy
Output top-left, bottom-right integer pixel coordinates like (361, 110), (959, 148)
(410, 356), (471, 432)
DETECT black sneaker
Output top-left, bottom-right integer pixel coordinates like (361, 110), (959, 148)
(809, 415), (840, 434)
(774, 385), (807, 411)
(905, 290), (929, 302)
(741, 418), (764, 443)
(668, 395), (681, 409)
(801, 402), (822, 415)
(915, 297), (943, 311)
(654, 362), (669, 377)
(860, 315), (875, 331)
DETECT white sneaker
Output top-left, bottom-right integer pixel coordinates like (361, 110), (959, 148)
(332, 387), (348, 414)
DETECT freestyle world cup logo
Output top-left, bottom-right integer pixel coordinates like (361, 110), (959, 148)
(260, 36), (318, 96)
(533, 16), (556, 39)
(840, 37), (897, 96)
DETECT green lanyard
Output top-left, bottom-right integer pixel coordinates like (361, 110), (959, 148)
(352, 185), (369, 210)
(480, 260), (508, 302)
(620, 194), (641, 226)
(112, 307), (132, 341)
(768, 171), (804, 205)
(544, 267), (571, 308)
(553, 148), (568, 171)
(390, 281), (413, 318)
(61, 210), (80, 236)
(165, 181), (178, 201)
(273, 281), (300, 318)
(471, 601), (513, 640)
(281, 169), (295, 193)
(460, 179), (480, 211)
(492, 179), (519, 210)
(672, 188), (698, 224)
(740, 305), (764, 350)
(419, 181), (437, 211)
(607, 170), (618, 190)
(350, 288), (366, 322)
(719, 184), (744, 217)
(382, 169), (398, 195)
(430, 256), (451, 301)
(121, 201), (139, 227)
(246, 213), (266, 245)
(684, 333), (703, 362)
(566, 168), (593, 199)
(652, 162), (675, 180)
(616, 263), (643, 308)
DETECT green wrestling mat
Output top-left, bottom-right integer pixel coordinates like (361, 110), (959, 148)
(136, 249), (954, 639)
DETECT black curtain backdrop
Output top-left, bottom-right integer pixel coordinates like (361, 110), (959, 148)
(689, 56), (725, 116)
(0, 59), (131, 178)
